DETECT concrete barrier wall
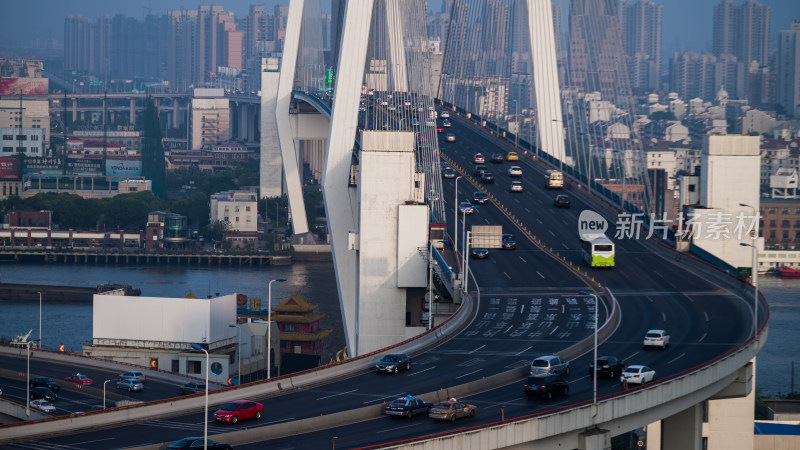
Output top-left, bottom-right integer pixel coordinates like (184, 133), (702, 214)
(0, 399), (51, 422)
(0, 295), (476, 444)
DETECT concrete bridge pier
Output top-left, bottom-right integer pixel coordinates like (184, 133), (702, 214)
(578, 428), (611, 450)
(130, 98), (136, 126)
(661, 404), (703, 450)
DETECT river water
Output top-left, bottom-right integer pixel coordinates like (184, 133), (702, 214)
(0, 262), (797, 397)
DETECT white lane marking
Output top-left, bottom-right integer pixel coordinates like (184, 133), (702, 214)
(537, 219), (543, 224)
(378, 422), (421, 433)
(548, 325), (559, 335)
(504, 325), (514, 333)
(262, 417), (296, 426)
(519, 256), (527, 263)
(536, 271), (545, 278)
(548, 230), (555, 237)
(525, 207), (531, 213)
(316, 389), (358, 400)
(469, 344), (486, 354)
(484, 218), (490, 224)
(515, 346), (532, 356)
(703, 312), (709, 322)
(645, 296), (654, 303)
(407, 366), (436, 377)
(699, 333), (707, 343)
(667, 353), (686, 364)
(503, 272), (511, 279)
(661, 312), (666, 321)
(623, 352), (639, 361)
(562, 243), (569, 249)
(655, 271), (664, 278)
(520, 304), (525, 314)
(562, 219), (569, 225)
(456, 369), (483, 379)
(363, 393), (405, 404)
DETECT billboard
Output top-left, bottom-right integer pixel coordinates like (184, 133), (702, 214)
(23, 156), (63, 175)
(0, 156), (20, 180)
(0, 78), (49, 95)
(106, 158), (142, 177)
(65, 158), (103, 175)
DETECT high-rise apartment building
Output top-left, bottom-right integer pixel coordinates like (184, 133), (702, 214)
(274, 5), (290, 45)
(669, 51), (745, 101)
(64, 15), (96, 73)
(567, 0), (624, 98)
(109, 14), (167, 80)
(776, 21), (800, 118)
(245, 5), (273, 62)
(713, 0), (770, 67)
(619, 0), (662, 91)
(167, 9), (199, 92)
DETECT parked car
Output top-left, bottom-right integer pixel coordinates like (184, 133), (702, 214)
(523, 374), (569, 400)
(472, 191), (489, 204)
(508, 165), (523, 177)
(643, 329), (670, 350)
(213, 399), (264, 424)
(179, 382), (207, 395)
(553, 194), (571, 208)
(30, 387), (58, 402)
(428, 398), (477, 422)
(458, 201), (475, 215)
(473, 153), (486, 164)
(510, 181), (523, 192)
(29, 399), (56, 413)
(166, 437), (233, 450)
(530, 355), (570, 376)
(116, 371), (146, 382)
(481, 172), (495, 184)
(507, 151), (519, 161)
(620, 365), (656, 385)
(490, 153), (504, 163)
(116, 379), (144, 392)
(30, 377), (60, 392)
(384, 394), (433, 418)
(471, 248), (489, 259)
(376, 353), (411, 374)
(446, 133), (456, 142)
(64, 373), (93, 386)
(502, 234), (516, 250)
(589, 356), (625, 378)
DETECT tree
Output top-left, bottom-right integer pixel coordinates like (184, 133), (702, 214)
(650, 111), (676, 121)
(140, 98), (166, 199)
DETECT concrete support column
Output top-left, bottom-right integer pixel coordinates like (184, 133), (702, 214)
(130, 99), (136, 126)
(239, 102), (249, 142)
(661, 404), (703, 450)
(102, 97), (107, 128)
(71, 98), (77, 123)
(578, 428), (611, 450)
(173, 98), (181, 128)
(247, 105), (256, 142)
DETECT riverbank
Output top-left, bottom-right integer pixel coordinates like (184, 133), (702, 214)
(0, 282), (95, 302)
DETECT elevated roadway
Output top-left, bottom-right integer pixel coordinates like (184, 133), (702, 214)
(0, 104), (764, 449)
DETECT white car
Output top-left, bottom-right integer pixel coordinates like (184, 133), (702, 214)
(510, 181), (523, 192)
(30, 399), (56, 413)
(458, 201), (475, 215)
(440, 111), (450, 119)
(446, 133), (456, 142)
(620, 365), (655, 385)
(643, 329), (670, 350)
(508, 166), (523, 177)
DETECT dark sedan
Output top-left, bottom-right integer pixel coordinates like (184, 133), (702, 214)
(30, 387), (58, 402)
(471, 248), (489, 259)
(490, 153), (504, 163)
(384, 395), (432, 418)
(589, 356), (625, 378)
(166, 437), (233, 450)
(481, 172), (495, 184)
(376, 353), (411, 374)
(30, 377), (60, 392)
(501, 234), (516, 250)
(554, 194), (571, 208)
(472, 191), (489, 204)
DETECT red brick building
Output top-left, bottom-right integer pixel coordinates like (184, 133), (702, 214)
(760, 198), (800, 250)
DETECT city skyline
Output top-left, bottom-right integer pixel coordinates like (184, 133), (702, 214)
(0, 0), (797, 62)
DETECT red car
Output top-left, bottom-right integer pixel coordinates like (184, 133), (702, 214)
(64, 373), (93, 386)
(213, 400), (264, 424)
(436, 126), (444, 133)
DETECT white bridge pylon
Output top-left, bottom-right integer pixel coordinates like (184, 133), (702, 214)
(273, 0), (565, 357)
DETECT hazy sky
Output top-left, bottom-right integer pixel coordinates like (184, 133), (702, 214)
(0, 0), (797, 59)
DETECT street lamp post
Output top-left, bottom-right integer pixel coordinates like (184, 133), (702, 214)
(25, 341), (32, 416)
(103, 379), (111, 409)
(267, 278), (287, 379)
(454, 175), (464, 268)
(191, 344), (209, 450)
(229, 324), (241, 384)
(739, 202), (759, 339)
(33, 291), (42, 349)
(579, 290), (599, 417)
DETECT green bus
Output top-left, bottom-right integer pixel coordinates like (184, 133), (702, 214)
(581, 234), (615, 267)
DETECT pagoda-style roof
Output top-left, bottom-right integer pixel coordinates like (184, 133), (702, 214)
(272, 294), (319, 313)
(280, 329), (332, 341)
(184, 290), (198, 299)
(273, 313), (325, 324)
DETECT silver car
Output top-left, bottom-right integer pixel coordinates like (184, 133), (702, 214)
(117, 379), (144, 392)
